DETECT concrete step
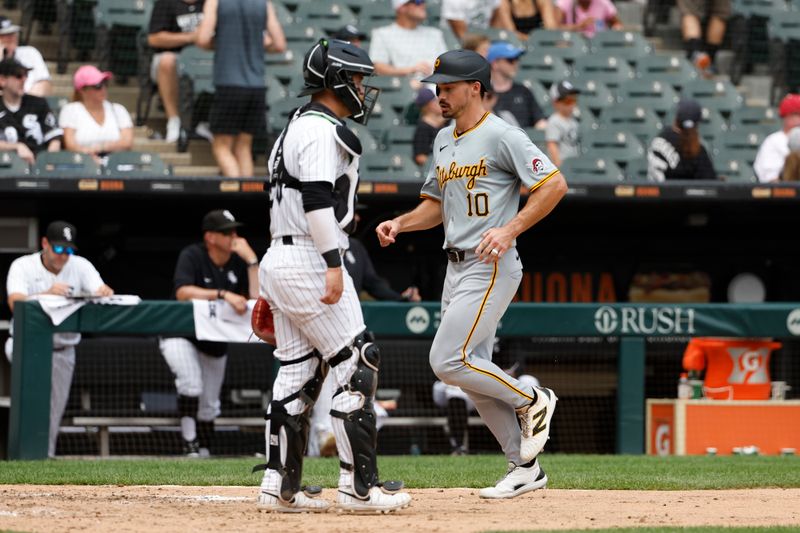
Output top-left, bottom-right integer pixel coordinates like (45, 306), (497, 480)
(132, 138), (183, 154)
(172, 165), (221, 177)
(159, 152), (192, 166)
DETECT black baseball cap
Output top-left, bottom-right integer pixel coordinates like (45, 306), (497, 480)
(46, 221), (78, 249)
(330, 24), (367, 42)
(421, 49), (492, 92)
(0, 16), (21, 36)
(676, 98), (702, 129)
(202, 209), (244, 232)
(550, 80), (580, 101)
(0, 58), (32, 77)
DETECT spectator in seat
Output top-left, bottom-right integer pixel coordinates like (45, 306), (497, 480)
(370, 0), (447, 83)
(412, 87), (447, 166)
(780, 127), (800, 181)
(330, 24), (368, 48)
(5, 220), (114, 457)
(0, 58), (61, 164)
(196, 0), (286, 177)
(441, 0), (517, 41)
(677, 0), (730, 75)
(647, 98), (716, 181)
(487, 41), (547, 129)
(0, 16), (52, 96)
(754, 94), (800, 184)
(59, 65), (134, 161)
(555, 0), (622, 39)
(546, 80), (580, 167)
(147, 0), (205, 143)
(510, 0), (559, 37)
(461, 33), (491, 57)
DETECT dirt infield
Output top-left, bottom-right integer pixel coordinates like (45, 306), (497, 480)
(1, 485), (799, 532)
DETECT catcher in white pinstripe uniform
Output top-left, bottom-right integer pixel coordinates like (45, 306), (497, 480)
(253, 38), (411, 513)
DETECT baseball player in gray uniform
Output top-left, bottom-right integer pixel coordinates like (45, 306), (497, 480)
(376, 49), (568, 499)
(254, 38), (410, 513)
(5, 221), (114, 457)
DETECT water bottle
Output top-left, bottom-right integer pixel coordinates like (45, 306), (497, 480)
(678, 372), (691, 399)
(688, 370), (704, 399)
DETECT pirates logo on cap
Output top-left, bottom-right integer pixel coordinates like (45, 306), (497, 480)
(434, 58), (440, 69)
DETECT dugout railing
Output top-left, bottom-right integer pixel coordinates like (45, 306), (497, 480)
(7, 300), (800, 460)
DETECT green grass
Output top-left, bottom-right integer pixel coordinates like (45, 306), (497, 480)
(1, 454), (798, 489)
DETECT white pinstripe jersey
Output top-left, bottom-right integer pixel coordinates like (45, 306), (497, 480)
(420, 112), (560, 250)
(266, 109), (355, 251)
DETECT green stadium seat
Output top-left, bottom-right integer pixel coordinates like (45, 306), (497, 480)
(365, 102), (402, 137)
(104, 151), (172, 178)
(572, 55), (636, 89)
(635, 54), (699, 91)
(523, 127), (548, 147)
(284, 25), (327, 50)
(623, 156), (649, 182)
(526, 30), (590, 64)
(268, 62), (300, 88)
(713, 135), (765, 168)
(732, 0), (788, 18)
(559, 155), (625, 183)
(272, 1), (294, 27)
(694, 107), (728, 148)
(357, 2), (396, 32)
(522, 79), (553, 116)
(94, 0), (154, 80)
(616, 79), (681, 117)
(480, 28), (525, 49)
(567, 79), (615, 116)
(713, 154), (758, 182)
(378, 89), (416, 116)
(766, 11), (800, 105)
(46, 96), (71, 117)
(292, 2), (358, 33)
(681, 79), (744, 116)
(177, 46), (215, 95)
(518, 54), (571, 88)
(0, 150), (31, 177)
(349, 124), (381, 153)
(370, 75), (407, 92)
(589, 30), (654, 64)
(33, 152), (102, 177)
(581, 130), (646, 167)
(266, 76), (290, 106)
(360, 153), (423, 182)
(600, 104), (664, 147)
(730, 106), (781, 132)
(382, 125), (417, 153)
(267, 99), (300, 134)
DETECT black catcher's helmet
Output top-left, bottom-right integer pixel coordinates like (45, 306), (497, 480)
(421, 49), (492, 92)
(298, 38), (380, 125)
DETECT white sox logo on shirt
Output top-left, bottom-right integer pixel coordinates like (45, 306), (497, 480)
(63, 227), (73, 241)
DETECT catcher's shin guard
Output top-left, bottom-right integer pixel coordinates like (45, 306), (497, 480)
(260, 352), (327, 501)
(329, 331), (381, 499)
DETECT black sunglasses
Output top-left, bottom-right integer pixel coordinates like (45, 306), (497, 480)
(86, 81), (107, 90)
(52, 245), (75, 255)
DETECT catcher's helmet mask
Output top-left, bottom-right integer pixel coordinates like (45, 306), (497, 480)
(298, 38), (380, 125)
(421, 49), (492, 93)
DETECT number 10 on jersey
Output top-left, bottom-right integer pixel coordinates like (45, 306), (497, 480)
(466, 192), (489, 217)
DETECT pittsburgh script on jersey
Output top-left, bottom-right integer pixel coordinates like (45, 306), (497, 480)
(436, 158), (488, 190)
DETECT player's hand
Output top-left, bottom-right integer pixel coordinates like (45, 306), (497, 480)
(231, 237), (257, 264)
(16, 143), (35, 165)
(376, 220), (400, 247)
(321, 267), (343, 305)
(476, 226), (515, 264)
(94, 284), (114, 297)
(223, 291), (248, 315)
(48, 282), (73, 297)
(401, 286), (421, 302)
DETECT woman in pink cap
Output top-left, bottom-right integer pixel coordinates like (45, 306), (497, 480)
(58, 65), (133, 160)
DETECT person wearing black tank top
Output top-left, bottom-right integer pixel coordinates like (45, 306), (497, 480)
(509, 0), (558, 37)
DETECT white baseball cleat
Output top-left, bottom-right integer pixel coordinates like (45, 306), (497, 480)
(257, 490), (331, 513)
(516, 386), (558, 463)
(336, 486), (412, 513)
(479, 459), (548, 499)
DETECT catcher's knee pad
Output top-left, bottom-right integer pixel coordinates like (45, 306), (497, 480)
(330, 330), (381, 498)
(263, 351), (327, 501)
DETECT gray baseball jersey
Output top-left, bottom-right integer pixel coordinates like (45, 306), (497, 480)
(422, 112), (560, 465)
(420, 112), (560, 251)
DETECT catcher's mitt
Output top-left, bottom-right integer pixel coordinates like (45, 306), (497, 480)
(251, 297), (276, 345)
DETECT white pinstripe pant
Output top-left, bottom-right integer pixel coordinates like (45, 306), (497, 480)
(159, 337), (227, 422)
(258, 237), (370, 492)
